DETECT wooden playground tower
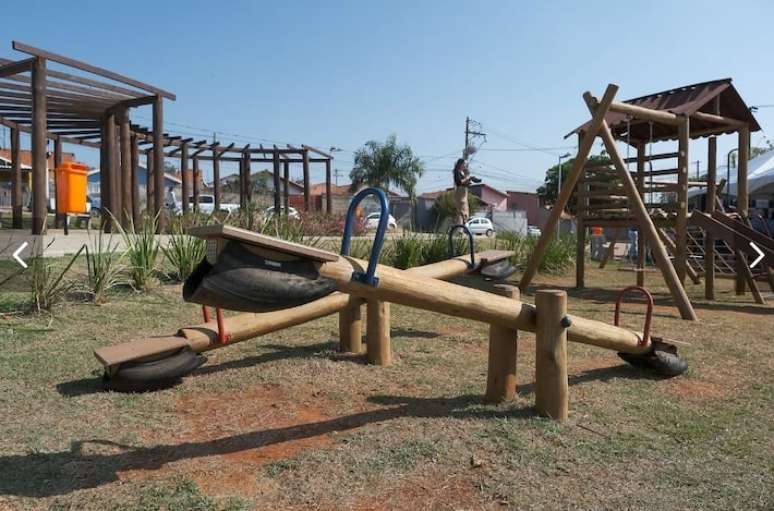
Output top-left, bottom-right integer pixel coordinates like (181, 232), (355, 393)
(520, 81), (764, 320)
(0, 41), (334, 235)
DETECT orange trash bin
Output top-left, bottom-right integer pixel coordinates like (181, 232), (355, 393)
(55, 162), (89, 214)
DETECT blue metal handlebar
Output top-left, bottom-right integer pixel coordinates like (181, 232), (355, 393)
(448, 224), (475, 268)
(341, 187), (390, 286)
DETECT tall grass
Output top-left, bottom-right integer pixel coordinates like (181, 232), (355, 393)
(27, 243), (84, 313)
(115, 213), (161, 291)
(84, 229), (125, 303)
(163, 228), (207, 282)
(497, 230), (576, 274)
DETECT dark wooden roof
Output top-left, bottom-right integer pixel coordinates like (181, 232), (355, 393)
(567, 79), (761, 143)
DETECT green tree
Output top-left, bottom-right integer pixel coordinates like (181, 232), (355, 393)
(350, 134), (425, 198)
(537, 153), (610, 211)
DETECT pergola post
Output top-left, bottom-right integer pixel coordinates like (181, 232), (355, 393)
(212, 147), (220, 211)
(636, 143), (646, 287)
(243, 149), (251, 205)
(146, 149), (154, 214)
(110, 114), (121, 228)
(238, 155), (245, 209)
(152, 96), (165, 233)
(325, 158), (332, 214)
(676, 116), (690, 284)
(52, 138), (63, 229)
(192, 156), (200, 213)
(272, 148), (281, 213)
(180, 141), (189, 214)
(705, 134), (717, 299)
(30, 56), (47, 234)
(130, 133), (140, 225)
(102, 112), (117, 232)
(119, 108), (132, 227)
(302, 149), (310, 211)
(10, 127), (22, 229)
(283, 160), (290, 214)
(736, 125), (750, 295)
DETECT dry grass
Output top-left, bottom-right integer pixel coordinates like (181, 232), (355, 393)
(0, 258), (772, 510)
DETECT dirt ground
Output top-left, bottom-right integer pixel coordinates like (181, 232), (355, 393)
(0, 261), (772, 510)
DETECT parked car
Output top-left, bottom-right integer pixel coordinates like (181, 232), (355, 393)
(365, 211), (397, 231)
(527, 225), (542, 237)
(175, 194), (239, 214)
(265, 205), (300, 220)
(465, 217), (495, 237)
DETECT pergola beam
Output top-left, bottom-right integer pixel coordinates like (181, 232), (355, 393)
(0, 57), (34, 78)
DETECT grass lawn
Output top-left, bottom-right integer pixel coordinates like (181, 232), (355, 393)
(0, 258), (772, 510)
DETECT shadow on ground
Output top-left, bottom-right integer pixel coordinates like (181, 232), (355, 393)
(28, 363), (658, 498)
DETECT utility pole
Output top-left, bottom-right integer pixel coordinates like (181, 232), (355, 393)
(464, 116), (486, 159)
(334, 168), (342, 185)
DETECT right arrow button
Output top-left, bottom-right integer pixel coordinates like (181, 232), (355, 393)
(749, 242), (764, 269)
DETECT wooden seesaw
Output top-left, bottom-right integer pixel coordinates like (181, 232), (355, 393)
(94, 188), (687, 420)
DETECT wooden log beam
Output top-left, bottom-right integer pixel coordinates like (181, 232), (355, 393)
(609, 101), (681, 126)
(325, 158), (332, 214)
(180, 142), (189, 214)
(303, 149), (310, 211)
(13, 41), (176, 100)
(676, 117), (690, 284)
(0, 57), (35, 78)
(736, 125), (750, 295)
(519, 84), (619, 293)
(366, 300), (391, 365)
(585, 94), (697, 321)
(339, 304), (362, 353)
(705, 105), (718, 299)
(131, 133), (140, 225)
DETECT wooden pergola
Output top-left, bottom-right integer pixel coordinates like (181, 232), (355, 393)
(520, 81), (762, 319)
(0, 41), (334, 234)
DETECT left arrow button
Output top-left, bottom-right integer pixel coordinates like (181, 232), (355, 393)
(13, 241), (28, 269)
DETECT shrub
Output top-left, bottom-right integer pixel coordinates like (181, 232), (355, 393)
(27, 243), (84, 313)
(163, 227), (207, 282)
(116, 213), (161, 291)
(84, 230), (125, 303)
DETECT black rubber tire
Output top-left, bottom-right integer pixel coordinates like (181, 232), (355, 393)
(105, 348), (207, 393)
(618, 348), (688, 377)
(485, 229), (494, 238)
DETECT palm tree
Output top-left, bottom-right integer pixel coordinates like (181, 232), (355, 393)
(350, 134), (424, 198)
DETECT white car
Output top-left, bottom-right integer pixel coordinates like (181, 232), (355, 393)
(527, 225), (542, 237)
(265, 205), (300, 220)
(176, 194), (239, 214)
(365, 212), (397, 231)
(466, 217), (495, 237)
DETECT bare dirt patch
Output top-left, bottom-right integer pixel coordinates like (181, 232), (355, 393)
(119, 383), (334, 495)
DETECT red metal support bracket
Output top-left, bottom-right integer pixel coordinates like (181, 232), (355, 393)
(201, 305), (231, 344)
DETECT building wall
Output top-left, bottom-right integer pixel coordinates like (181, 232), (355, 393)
(507, 191), (541, 226)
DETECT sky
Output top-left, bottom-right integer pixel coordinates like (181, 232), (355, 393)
(2, 0), (773, 195)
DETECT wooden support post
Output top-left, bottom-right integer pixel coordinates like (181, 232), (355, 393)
(212, 148), (220, 212)
(676, 116), (690, 285)
(339, 304), (362, 353)
(534, 289), (569, 422)
(705, 135), (717, 299)
(302, 149), (310, 211)
(283, 160), (290, 214)
(192, 156), (200, 213)
(119, 109), (132, 227)
(130, 133), (140, 225)
(585, 93), (697, 320)
(146, 149), (154, 214)
(102, 112), (117, 232)
(520, 84), (619, 293)
(52, 138), (62, 228)
(485, 285), (519, 403)
(10, 127), (22, 229)
(152, 96), (165, 233)
(31, 57), (47, 234)
(325, 158), (332, 214)
(243, 150), (251, 205)
(238, 156), (245, 209)
(736, 125), (750, 295)
(110, 114), (121, 228)
(273, 148), (281, 213)
(636, 143), (646, 287)
(576, 180), (587, 289)
(657, 228), (701, 285)
(366, 300), (391, 365)
(180, 142), (189, 214)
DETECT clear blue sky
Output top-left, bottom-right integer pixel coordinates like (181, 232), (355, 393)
(3, 0), (773, 194)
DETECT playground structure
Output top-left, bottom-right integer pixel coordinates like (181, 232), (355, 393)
(0, 41), (335, 235)
(95, 188), (687, 422)
(520, 81), (773, 317)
